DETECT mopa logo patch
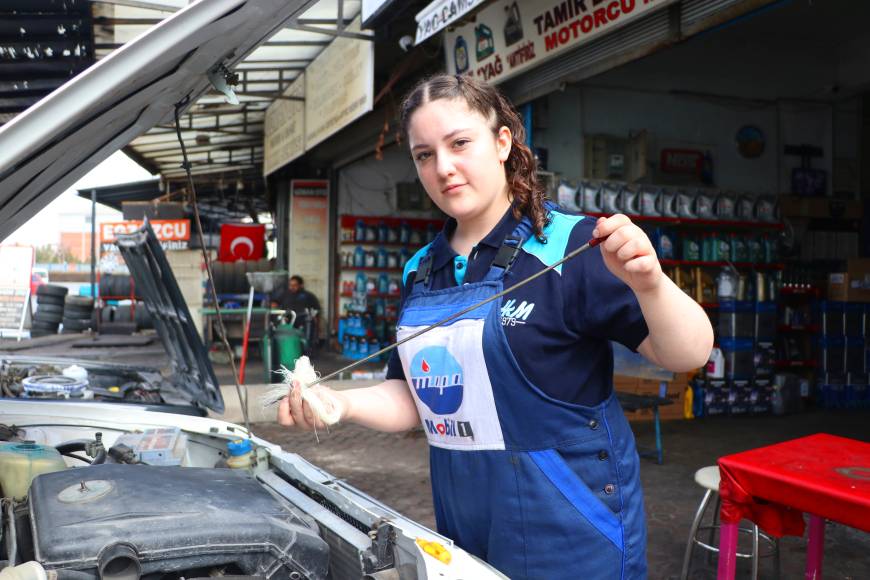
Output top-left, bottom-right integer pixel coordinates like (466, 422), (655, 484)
(410, 346), (463, 415)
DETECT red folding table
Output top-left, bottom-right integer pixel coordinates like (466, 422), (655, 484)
(716, 433), (870, 579)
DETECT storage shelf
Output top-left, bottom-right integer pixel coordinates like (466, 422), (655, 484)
(339, 292), (400, 299)
(339, 241), (425, 248)
(660, 260), (784, 269)
(583, 212), (784, 230)
(775, 360), (817, 368)
(778, 324), (820, 333)
(341, 267), (404, 272)
(779, 286), (822, 296)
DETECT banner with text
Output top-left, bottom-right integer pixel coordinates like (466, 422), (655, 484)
(288, 180), (330, 337)
(444, 0), (675, 84)
(100, 220), (191, 253)
(264, 74), (305, 176)
(0, 245), (33, 337)
(305, 16), (374, 149)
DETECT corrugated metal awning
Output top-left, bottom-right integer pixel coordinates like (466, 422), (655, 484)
(92, 0), (366, 190)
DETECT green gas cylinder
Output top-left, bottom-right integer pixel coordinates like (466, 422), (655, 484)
(274, 323), (306, 372)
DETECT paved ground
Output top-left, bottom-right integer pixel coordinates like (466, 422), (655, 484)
(254, 409), (870, 580)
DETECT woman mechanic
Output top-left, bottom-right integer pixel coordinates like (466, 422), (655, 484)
(278, 74), (714, 579)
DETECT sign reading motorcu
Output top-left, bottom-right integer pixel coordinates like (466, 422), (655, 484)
(444, 0), (674, 84)
(100, 220), (191, 252)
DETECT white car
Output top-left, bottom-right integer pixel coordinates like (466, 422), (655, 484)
(0, 1), (506, 578)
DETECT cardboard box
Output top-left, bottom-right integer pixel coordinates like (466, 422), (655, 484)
(828, 272), (848, 301)
(778, 196), (862, 220)
(829, 260), (870, 302)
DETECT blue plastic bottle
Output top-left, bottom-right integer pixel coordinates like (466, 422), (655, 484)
(399, 248), (411, 268)
(353, 246), (365, 268)
(355, 220), (366, 242)
(377, 247), (389, 268)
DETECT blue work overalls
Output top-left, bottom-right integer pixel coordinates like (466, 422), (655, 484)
(396, 217), (648, 579)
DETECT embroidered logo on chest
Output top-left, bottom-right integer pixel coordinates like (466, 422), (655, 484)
(501, 298), (535, 326)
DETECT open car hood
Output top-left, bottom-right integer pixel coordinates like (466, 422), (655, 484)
(115, 222), (224, 413)
(0, 0), (319, 242)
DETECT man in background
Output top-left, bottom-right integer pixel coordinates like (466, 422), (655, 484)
(273, 275), (320, 346)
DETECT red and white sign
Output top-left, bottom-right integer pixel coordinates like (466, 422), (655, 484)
(101, 220), (190, 243)
(219, 223), (266, 262)
(660, 148), (704, 175)
(100, 220), (190, 253)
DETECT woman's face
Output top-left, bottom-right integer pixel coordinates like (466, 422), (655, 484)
(408, 98), (512, 224)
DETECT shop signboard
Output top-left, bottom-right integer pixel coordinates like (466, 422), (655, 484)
(288, 180), (330, 335)
(263, 73), (305, 176)
(100, 219), (191, 253)
(0, 245), (33, 340)
(415, 0), (483, 45)
(305, 16), (374, 149)
(444, 0), (676, 84)
(660, 148), (704, 175)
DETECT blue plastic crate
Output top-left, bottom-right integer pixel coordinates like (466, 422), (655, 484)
(844, 303), (867, 337)
(754, 301), (777, 341)
(816, 300), (845, 336)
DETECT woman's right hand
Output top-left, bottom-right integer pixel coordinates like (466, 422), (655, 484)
(277, 380), (348, 431)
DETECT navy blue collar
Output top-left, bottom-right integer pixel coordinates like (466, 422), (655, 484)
(429, 206), (521, 273)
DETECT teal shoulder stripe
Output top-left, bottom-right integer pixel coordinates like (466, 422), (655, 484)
(403, 242), (433, 285)
(521, 211), (586, 275)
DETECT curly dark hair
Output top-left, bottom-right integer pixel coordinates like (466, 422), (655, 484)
(400, 74), (549, 241)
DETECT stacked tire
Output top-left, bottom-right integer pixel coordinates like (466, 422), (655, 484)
(62, 296), (95, 334)
(32, 285), (68, 337)
(99, 274), (140, 299)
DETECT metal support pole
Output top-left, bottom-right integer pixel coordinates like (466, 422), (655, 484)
(90, 189), (97, 299)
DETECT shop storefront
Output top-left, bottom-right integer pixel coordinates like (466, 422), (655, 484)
(431, 0), (869, 418)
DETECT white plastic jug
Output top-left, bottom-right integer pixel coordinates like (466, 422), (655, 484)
(602, 182), (622, 214)
(620, 185), (639, 215)
(715, 192), (736, 219)
(661, 189), (679, 217)
(677, 190), (697, 218)
(695, 189), (716, 218)
(580, 181), (603, 212)
(706, 347), (725, 379)
(639, 186), (662, 216)
(755, 195), (777, 222)
(736, 195), (755, 221)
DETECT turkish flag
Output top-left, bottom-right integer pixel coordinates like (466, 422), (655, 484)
(219, 223), (265, 262)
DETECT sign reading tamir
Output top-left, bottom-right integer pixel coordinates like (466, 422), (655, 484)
(444, 0), (676, 84)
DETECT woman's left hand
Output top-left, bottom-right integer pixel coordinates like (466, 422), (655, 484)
(593, 214), (663, 294)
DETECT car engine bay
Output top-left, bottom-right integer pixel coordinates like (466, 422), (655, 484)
(0, 419), (419, 580)
(0, 359), (176, 406)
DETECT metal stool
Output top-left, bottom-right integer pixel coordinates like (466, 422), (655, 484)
(681, 466), (780, 579)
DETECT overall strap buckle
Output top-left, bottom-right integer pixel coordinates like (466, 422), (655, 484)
(413, 254), (433, 287)
(491, 235), (524, 272)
